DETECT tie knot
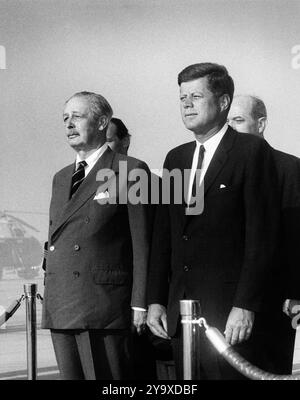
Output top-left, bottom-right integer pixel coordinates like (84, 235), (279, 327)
(200, 144), (205, 154)
(77, 160), (87, 170)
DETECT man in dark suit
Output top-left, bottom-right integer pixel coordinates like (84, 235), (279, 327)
(147, 63), (282, 379)
(42, 91), (151, 380)
(228, 94), (300, 373)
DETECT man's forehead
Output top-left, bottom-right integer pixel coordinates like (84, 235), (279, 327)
(231, 97), (254, 115)
(180, 76), (209, 91)
(63, 96), (90, 113)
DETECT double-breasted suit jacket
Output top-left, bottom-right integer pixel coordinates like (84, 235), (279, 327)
(42, 147), (151, 330)
(148, 127), (281, 337)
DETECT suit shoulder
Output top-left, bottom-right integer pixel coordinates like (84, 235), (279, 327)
(112, 153), (149, 170)
(272, 149), (300, 165)
(234, 131), (271, 150)
(53, 163), (73, 180)
(165, 141), (195, 159)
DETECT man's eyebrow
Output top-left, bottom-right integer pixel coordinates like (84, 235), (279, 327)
(63, 111), (83, 116)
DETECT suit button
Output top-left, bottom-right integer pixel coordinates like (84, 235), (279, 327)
(49, 220), (53, 226)
(74, 244), (80, 251)
(183, 265), (189, 271)
(49, 245), (55, 252)
(73, 271), (80, 278)
(85, 217), (90, 224)
(183, 235), (188, 241)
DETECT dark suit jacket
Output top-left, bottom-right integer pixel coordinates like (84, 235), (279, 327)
(148, 127), (281, 337)
(272, 149), (300, 299)
(42, 147), (151, 330)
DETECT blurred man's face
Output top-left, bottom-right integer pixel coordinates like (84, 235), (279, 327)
(180, 77), (222, 136)
(228, 97), (260, 135)
(106, 122), (128, 155)
(63, 97), (102, 151)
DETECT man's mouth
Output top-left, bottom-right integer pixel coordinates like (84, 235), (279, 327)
(185, 114), (197, 118)
(67, 133), (79, 139)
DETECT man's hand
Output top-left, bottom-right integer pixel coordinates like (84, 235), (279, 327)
(283, 299), (300, 317)
(147, 304), (170, 339)
(224, 306), (254, 346)
(132, 309), (147, 335)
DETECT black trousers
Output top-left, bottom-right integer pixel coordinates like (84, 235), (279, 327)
(51, 329), (133, 380)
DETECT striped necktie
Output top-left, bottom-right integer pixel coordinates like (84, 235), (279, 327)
(70, 160), (87, 198)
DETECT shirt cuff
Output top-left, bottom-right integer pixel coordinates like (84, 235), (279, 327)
(131, 307), (147, 312)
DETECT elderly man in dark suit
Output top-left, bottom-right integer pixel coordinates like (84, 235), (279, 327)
(147, 63), (282, 379)
(42, 91), (151, 380)
(228, 94), (300, 373)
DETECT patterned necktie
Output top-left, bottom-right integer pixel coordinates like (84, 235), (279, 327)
(191, 144), (205, 198)
(70, 160), (87, 198)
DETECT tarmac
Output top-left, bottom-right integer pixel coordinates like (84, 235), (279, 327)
(0, 327), (59, 380)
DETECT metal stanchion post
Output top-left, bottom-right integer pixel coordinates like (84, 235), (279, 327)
(180, 299), (201, 380)
(23, 283), (37, 380)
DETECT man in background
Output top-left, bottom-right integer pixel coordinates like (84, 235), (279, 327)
(106, 117), (131, 155)
(228, 94), (300, 373)
(42, 91), (151, 380)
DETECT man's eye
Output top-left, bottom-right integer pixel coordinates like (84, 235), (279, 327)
(180, 97), (186, 101)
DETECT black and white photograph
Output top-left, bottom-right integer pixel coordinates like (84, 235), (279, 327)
(0, 0), (300, 387)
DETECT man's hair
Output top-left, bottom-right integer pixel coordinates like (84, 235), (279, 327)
(178, 63), (235, 104)
(249, 96), (267, 120)
(66, 91), (113, 122)
(110, 117), (131, 140)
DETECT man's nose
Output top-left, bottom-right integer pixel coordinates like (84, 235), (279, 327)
(66, 117), (75, 129)
(183, 97), (193, 108)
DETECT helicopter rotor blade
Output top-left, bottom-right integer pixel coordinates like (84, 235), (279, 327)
(5, 214), (40, 232)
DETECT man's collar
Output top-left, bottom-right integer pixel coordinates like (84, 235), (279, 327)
(194, 123), (228, 150)
(75, 143), (108, 166)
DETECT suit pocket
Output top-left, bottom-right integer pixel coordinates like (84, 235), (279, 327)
(209, 183), (243, 197)
(91, 266), (130, 285)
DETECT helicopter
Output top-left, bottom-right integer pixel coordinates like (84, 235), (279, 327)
(0, 211), (44, 280)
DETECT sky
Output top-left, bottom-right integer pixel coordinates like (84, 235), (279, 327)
(0, 0), (299, 242)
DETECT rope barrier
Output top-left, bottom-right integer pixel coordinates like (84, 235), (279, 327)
(198, 317), (300, 380)
(0, 291), (43, 327)
(0, 295), (25, 327)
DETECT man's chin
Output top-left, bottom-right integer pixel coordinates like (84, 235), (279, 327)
(68, 140), (82, 150)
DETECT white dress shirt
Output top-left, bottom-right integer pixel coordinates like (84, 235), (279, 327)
(187, 123), (228, 204)
(75, 143), (108, 176)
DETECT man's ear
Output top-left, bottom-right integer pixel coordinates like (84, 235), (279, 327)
(257, 116), (267, 135)
(219, 94), (231, 112)
(121, 136), (131, 149)
(98, 116), (109, 131)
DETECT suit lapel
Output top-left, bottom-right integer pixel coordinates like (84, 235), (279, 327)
(183, 127), (236, 227)
(203, 127), (236, 195)
(51, 147), (115, 239)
